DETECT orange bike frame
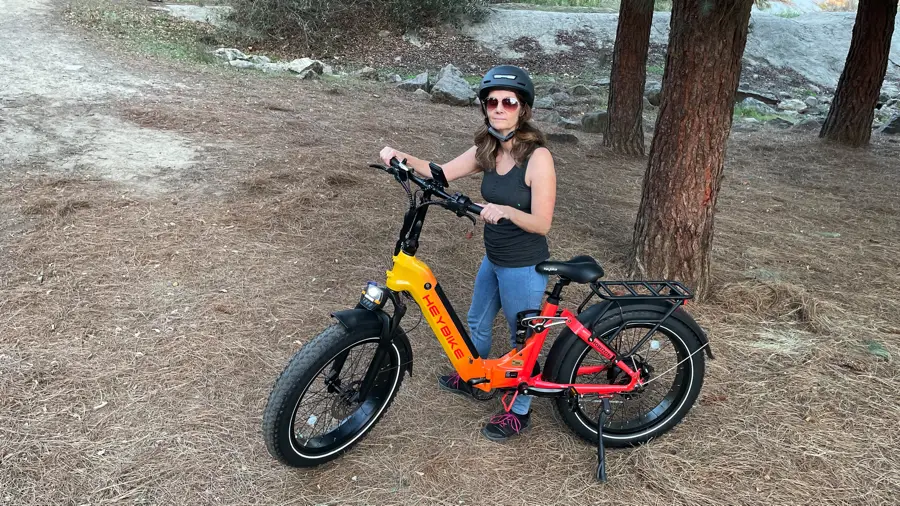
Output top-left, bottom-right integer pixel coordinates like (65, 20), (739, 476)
(385, 252), (642, 396)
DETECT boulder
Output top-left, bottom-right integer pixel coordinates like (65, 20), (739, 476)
(804, 96), (819, 108)
(779, 99), (808, 112)
(879, 115), (900, 135)
(287, 58), (324, 79)
(213, 48), (248, 61)
(398, 72), (429, 92)
(550, 92), (572, 105)
(558, 117), (581, 130)
(228, 60), (255, 69)
(430, 72), (477, 106)
(741, 97), (777, 115)
(435, 64), (465, 85)
(412, 89), (432, 101)
(249, 55), (271, 65)
(571, 84), (593, 96)
(546, 132), (579, 144)
(533, 96), (554, 110)
(582, 111), (609, 134)
(793, 118), (822, 131)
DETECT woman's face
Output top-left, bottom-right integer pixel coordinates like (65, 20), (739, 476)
(485, 89), (522, 132)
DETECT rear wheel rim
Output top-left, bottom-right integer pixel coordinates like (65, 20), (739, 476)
(568, 323), (693, 438)
(288, 338), (400, 458)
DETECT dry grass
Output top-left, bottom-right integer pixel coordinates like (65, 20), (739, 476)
(2, 27), (900, 506)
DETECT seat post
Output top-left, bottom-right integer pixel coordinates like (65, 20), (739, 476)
(546, 278), (570, 305)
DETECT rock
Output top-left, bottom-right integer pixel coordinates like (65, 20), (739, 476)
(766, 118), (795, 129)
(821, 95), (833, 105)
(881, 83), (900, 100)
(778, 91), (793, 100)
(352, 66), (378, 80)
(558, 117), (581, 130)
(879, 115), (900, 134)
(255, 62), (290, 73)
(594, 78), (611, 87)
(431, 73), (476, 106)
(642, 96), (656, 110)
(435, 64), (465, 85)
(582, 111), (609, 134)
(644, 82), (662, 106)
(741, 97), (777, 115)
(571, 84), (593, 96)
(378, 30), (391, 38)
(804, 96), (818, 108)
(249, 55), (270, 65)
(534, 96), (554, 110)
(743, 118), (761, 123)
(534, 110), (561, 125)
(546, 132), (579, 144)
(550, 92), (572, 105)
(808, 84), (822, 94)
(412, 89), (431, 101)
(735, 88), (779, 106)
(793, 118), (822, 131)
(228, 60), (255, 69)
(213, 48), (248, 61)
(398, 72), (429, 92)
(387, 73), (403, 83)
(287, 58), (324, 79)
(778, 99), (807, 112)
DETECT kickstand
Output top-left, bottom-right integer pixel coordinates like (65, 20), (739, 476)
(596, 397), (612, 483)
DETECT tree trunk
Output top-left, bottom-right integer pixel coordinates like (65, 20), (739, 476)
(629, 0), (753, 300)
(819, 0), (898, 147)
(603, 0), (654, 155)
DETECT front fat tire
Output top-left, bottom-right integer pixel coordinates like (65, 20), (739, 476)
(262, 323), (406, 467)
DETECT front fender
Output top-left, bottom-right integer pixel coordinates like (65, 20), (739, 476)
(331, 307), (413, 376)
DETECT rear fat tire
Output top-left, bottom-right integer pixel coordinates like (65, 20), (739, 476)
(262, 323), (407, 467)
(552, 310), (706, 447)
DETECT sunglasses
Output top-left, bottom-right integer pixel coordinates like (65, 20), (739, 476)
(485, 96), (520, 111)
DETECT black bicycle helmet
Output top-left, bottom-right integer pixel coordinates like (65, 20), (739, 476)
(478, 65), (535, 108)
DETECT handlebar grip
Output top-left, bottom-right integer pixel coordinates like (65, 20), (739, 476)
(467, 203), (484, 215)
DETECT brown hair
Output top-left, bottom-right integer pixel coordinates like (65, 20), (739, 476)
(474, 95), (546, 171)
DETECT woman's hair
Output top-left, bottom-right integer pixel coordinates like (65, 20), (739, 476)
(474, 92), (546, 171)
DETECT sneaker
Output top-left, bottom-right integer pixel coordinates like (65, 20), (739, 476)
(481, 410), (531, 442)
(437, 372), (474, 397)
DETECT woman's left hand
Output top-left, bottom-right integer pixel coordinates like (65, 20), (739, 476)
(480, 203), (510, 225)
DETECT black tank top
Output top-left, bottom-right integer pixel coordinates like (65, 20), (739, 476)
(480, 161), (550, 268)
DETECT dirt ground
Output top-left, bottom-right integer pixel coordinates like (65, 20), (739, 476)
(2, 1), (899, 505)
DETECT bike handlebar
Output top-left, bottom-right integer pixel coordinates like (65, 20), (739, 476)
(380, 157), (487, 218)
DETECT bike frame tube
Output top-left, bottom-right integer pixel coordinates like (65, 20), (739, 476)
(385, 252), (643, 396)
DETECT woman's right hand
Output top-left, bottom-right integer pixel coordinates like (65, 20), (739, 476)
(380, 146), (403, 166)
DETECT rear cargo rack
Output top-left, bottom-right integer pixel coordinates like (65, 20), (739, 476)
(578, 280), (693, 314)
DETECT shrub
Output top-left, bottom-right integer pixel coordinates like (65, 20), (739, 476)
(228, 0), (488, 51)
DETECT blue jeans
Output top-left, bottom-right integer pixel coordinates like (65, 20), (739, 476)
(467, 256), (549, 416)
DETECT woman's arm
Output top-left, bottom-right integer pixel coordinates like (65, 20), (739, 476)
(479, 147), (556, 235)
(379, 146), (480, 182)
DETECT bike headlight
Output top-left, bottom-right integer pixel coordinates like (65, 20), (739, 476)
(360, 281), (386, 310)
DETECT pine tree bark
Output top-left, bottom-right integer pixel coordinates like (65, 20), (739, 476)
(604, 0), (654, 155)
(819, 0), (898, 147)
(629, 0), (753, 300)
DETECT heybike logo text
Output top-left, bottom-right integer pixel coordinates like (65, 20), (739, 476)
(422, 293), (465, 360)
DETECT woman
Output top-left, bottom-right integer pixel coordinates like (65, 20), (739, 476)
(379, 65), (557, 442)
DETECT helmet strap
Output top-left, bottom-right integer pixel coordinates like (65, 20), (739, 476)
(488, 126), (516, 142)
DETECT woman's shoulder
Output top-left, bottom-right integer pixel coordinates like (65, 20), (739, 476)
(525, 147), (554, 169)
